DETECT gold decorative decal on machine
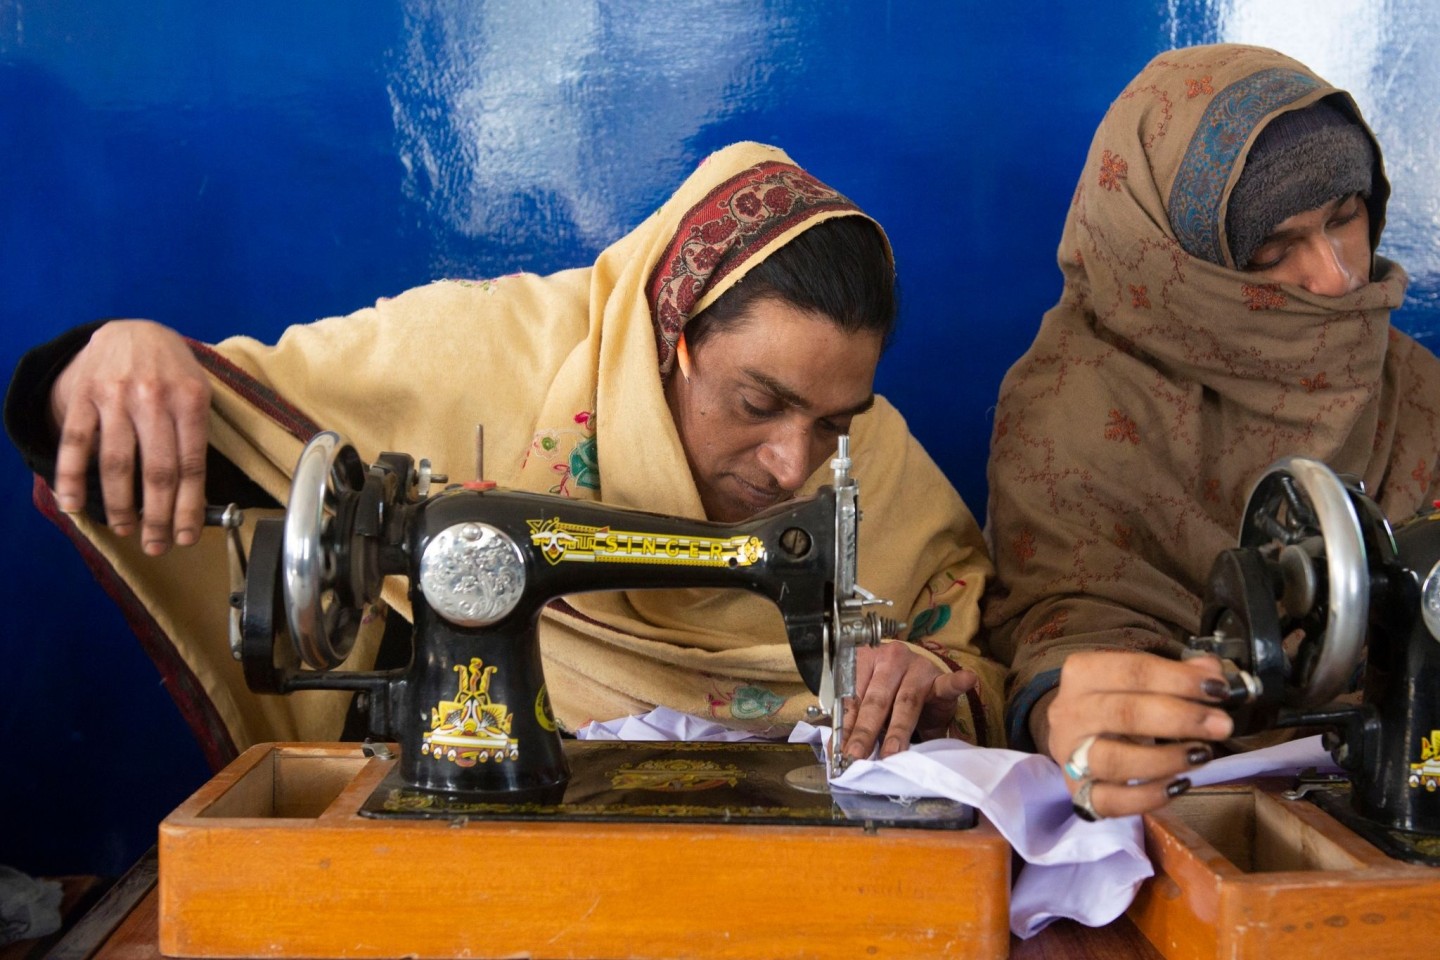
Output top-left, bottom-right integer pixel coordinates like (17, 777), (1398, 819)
(535, 684), (557, 732)
(610, 758), (746, 792)
(1409, 730), (1440, 792)
(527, 517), (765, 568)
(422, 657), (519, 767)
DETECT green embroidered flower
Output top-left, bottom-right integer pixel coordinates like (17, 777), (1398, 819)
(909, 604), (951, 639)
(540, 436), (557, 452)
(569, 436), (600, 490)
(731, 685), (784, 720)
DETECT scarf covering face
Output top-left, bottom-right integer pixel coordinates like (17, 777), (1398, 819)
(983, 45), (1440, 744)
(41, 142), (1001, 765)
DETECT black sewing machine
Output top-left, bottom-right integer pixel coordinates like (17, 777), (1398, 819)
(1189, 456), (1440, 862)
(209, 429), (957, 819)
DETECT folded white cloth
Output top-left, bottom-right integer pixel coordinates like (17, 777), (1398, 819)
(577, 709), (1338, 938)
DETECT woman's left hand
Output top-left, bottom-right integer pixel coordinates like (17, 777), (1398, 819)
(841, 642), (976, 760)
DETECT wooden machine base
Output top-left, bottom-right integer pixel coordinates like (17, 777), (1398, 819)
(158, 743), (1011, 959)
(1127, 781), (1440, 959)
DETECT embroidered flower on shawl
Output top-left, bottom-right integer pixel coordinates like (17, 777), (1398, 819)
(1113, 523), (1132, 550)
(1104, 409), (1140, 444)
(731, 685), (785, 720)
(1413, 459), (1432, 494)
(1130, 284), (1150, 309)
(1204, 478), (1221, 503)
(569, 436), (600, 491)
(1185, 76), (1213, 98)
(1098, 150), (1128, 191)
(708, 684), (785, 721)
(1301, 372), (1330, 393)
(1013, 529), (1037, 572)
(1242, 283), (1288, 311)
(533, 409), (600, 496)
(1022, 610), (1068, 646)
(910, 604), (952, 639)
(763, 186), (795, 214)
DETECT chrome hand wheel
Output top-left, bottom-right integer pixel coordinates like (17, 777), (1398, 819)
(1238, 456), (1369, 708)
(283, 430), (368, 669)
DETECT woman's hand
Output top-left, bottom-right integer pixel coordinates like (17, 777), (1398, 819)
(1038, 650), (1234, 819)
(842, 641), (977, 760)
(50, 319), (212, 555)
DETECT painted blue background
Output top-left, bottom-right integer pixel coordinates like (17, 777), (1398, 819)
(3, 1), (1437, 876)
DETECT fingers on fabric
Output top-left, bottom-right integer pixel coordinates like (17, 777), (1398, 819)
(844, 644), (951, 760)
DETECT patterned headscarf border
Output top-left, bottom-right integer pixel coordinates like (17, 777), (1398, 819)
(1167, 67), (1322, 265)
(645, 160), (861, 373)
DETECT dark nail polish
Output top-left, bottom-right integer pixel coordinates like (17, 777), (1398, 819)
(1186, 746), (1212, 766)
(1201, 678), (1229, 700)
(1166, 777), (1192, 798)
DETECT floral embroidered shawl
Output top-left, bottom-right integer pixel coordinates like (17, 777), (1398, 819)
(982, 45), (1440, 746)
(41, 142), (1001, 764)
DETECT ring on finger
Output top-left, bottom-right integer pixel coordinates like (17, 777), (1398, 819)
(1063, 734), (1100, 781)
(1072, 777), (1102, 822)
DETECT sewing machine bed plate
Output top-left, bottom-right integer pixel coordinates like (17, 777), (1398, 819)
(1126, 781), (1440, 960)
(157, 742), (1010, 959)
(358, 740), (975, 827)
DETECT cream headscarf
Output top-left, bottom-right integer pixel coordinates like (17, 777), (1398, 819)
(983, 45), (1440, 746)
(41, 142), (1003, 765)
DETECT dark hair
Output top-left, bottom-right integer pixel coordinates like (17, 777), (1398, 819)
(685, 215), (898, 353)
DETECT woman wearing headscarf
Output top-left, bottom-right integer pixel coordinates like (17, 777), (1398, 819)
(984, 45), (1440, 820)
(8, 142), (1003, 768)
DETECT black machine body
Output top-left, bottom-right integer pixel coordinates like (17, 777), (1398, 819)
(223, 431), (897, 803)
(1189, 456), (1440, 849)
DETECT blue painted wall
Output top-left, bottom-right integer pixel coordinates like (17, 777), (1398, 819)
(3, 1), (1437, 876)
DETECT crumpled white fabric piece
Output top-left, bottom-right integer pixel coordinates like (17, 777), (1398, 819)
(574, 709), (1338, 938)
(575, 706), (770, 741)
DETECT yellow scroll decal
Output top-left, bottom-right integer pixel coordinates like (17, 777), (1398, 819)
(528, 517), (765, 568)
(422, 657), (519, 767)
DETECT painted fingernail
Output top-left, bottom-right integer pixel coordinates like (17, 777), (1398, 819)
(1186, 745), (1213, 766)
(56, 495), (82, 513)
(1166, 778), (1192, 798)
(1201, 678), (1229, 700)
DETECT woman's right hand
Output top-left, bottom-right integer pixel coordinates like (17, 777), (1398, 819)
(50, 319), (212, 555)
(1036, 650), (1235, 819)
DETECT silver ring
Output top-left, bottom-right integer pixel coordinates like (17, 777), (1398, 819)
(1072, 777), (1102, 822)
(1063, 734), (1099, 781)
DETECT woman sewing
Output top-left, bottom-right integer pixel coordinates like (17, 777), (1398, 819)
(984, 44), (1440, 821)
(6, 142), (1004, 765)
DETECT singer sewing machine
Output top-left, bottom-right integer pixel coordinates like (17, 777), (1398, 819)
(155, 431), (1011, 959)
(1128, 456), (1440, 960)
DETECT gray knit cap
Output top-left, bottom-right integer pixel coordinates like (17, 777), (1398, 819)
(1225, 99), (1374, 270)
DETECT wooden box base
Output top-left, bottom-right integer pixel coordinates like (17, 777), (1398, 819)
(1126, 781), (1440, 959)
(158, 743), (1011, 959)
